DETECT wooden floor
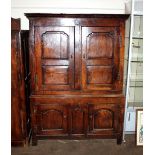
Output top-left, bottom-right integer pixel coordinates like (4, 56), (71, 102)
(12, 135), (143, 155)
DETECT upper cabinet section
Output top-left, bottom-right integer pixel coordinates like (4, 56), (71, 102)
(26, 14), (129, 94)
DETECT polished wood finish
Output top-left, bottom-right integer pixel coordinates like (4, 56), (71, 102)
(11, 18), (26, 146)
(25, 14), (129, 145)
(34, 26), (74, 91)
(11, 19), (30, 146)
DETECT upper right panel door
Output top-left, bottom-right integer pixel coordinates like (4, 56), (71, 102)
(82, 27), (123, 91)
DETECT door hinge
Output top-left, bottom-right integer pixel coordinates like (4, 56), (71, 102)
(119, 35), (122, 47)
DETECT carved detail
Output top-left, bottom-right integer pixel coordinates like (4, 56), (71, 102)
(86, 31), (115, 39)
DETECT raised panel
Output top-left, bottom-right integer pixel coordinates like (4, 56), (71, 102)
(88, 103), (119, 134)
(36, 104), (68, 135)
(41, 110), (63, 130)
(42, 31), (68, 59)
(87, 32), (113, 59)
(94, 109), (113, 129)
(87, 66), (113, 84)
(42, 66), (69, 85)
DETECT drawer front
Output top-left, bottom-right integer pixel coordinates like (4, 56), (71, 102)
(33, 103), (68, 136)
(88, 103), (120, 135)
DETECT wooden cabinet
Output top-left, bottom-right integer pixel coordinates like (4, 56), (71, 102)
(25, 14), (129, 145)
(11, 19), (30, 146)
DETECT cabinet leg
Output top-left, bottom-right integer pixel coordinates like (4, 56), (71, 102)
(117, 134), (122, 145)
(32, 137), (37, 146)
(32, 132), (37, 146)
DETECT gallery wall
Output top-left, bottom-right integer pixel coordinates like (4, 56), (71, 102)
(11, 0), (128, 29)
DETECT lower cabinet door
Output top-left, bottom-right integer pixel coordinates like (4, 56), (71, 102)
(69, 104), (88, 135)
(88, 103), (119, 135)
(34, 104), (68, 136)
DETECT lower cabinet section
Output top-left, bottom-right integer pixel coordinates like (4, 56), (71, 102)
(30, 96), (124, 145)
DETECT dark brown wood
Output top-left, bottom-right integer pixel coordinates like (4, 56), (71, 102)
(11, 19), (30, 146)
(33, 26), (74, 91)
(88, 103), (119, 135)
(11, 18), (20, 30)
(11, 18), (26, 146)
(25, 14), (128, 145)
(30, 96), (125, 144)
(21, 30), (31, 143)
(69, 103), (88, 136)
(81, 26), (121, 91)
(25, 13), (129, 19)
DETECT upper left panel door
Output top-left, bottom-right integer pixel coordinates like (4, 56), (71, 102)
(34, 26), (75, 91)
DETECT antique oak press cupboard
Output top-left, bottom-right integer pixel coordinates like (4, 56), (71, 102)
(25, 14), (129, 145)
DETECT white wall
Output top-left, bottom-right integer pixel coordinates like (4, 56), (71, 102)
(11, 0), (129, 29)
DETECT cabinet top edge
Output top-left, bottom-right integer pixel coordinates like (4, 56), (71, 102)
(25, 13), (130, 19)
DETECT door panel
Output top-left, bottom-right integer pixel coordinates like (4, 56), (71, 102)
(88, 103), (119, 135)
(87, 66), (113, 85)
(42, 31), (68, 59)
(34, 26), (74, 91)
(70, 104), (88, 135)
(86, 32), (113, 59)
(82, 27), (120, 91)
(35, 104), (68, 135)
(42, 66), (69, 85)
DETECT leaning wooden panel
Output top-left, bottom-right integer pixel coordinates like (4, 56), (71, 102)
(11, 18), (30, 146)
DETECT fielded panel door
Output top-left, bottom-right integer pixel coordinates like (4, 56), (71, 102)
(34, 26), (74, 91)
(82, 27), (122, 91)
(88, 103), (119, 135)
(34, 104), (68, 135)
